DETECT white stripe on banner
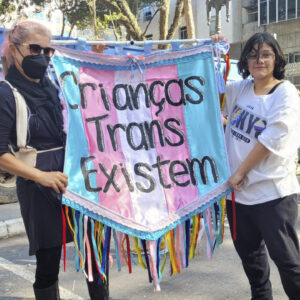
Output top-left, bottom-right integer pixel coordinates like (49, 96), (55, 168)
(114, 69), (168, 227)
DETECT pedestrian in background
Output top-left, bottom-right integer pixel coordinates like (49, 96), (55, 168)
(0, 19), (108, 300)
(213, 32), (300, 299)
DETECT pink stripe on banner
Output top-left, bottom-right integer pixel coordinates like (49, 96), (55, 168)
(145, 65), (198, 213)
(79, 67), (134, 220)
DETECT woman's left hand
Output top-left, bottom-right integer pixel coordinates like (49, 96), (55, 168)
(92, 39), (108, 54)
(228, 170), (245, 192)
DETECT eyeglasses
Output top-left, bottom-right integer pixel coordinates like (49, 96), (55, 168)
(247, 52), (275, 61)
(17, 43), (55, 57)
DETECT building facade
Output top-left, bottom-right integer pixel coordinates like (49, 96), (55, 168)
(138, 0), (242, 44)
(242, 0), (300, 88)
(138, 0), (300, 88)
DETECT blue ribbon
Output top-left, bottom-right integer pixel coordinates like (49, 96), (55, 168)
(185, 219), (190, 267)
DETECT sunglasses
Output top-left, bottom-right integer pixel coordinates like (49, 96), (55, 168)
(18, 43), (55, 57)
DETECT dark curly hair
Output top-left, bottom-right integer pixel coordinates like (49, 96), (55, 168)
(237, 32), (286, 80)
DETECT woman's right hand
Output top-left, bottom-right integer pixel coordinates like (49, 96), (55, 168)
(36, 171), (68, 194)
(211, 33), (225, 43)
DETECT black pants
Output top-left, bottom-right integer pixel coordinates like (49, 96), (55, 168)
(34, 246), (62, 289)
(34, 218), (109, 291)
(227, 194), (300, 300)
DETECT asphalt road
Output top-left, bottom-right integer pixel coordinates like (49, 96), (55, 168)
(1, 214), (299, 300)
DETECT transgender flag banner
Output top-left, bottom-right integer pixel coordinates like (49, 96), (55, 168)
(52, 40), (231, 290)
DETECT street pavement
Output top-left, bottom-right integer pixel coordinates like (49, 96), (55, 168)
(0, 202), (299, 299)
(0, 203), (24, 239)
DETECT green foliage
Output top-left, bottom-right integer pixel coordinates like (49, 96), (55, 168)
(0, 0), (28, 23)
(1, 0), (166, 39)
(0, 0), (15, 14)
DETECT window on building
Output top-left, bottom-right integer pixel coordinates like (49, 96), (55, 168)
(269, 0), (277, 23)
(278, 0), (286, 21)
(260, 0), (267, 24)
(294, 75), (300, 84)
(259, 0), (300, 25)
(294, 52), (300, 62)
(285, 52), (300, 64)
(145, 34), (153, 40)
(288, 0), (296, 19)
(180, 26), (188, 40)
(284, 54), (289, 63)
(143, 6), (152, 22)
(248, 8), (258, 22)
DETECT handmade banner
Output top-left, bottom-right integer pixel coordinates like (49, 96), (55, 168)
(52, 40), (231, 290)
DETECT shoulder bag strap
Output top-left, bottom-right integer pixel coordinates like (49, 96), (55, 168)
(0, 80), (28, 148)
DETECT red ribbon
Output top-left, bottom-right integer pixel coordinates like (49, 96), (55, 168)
(125, 235), (132, 274)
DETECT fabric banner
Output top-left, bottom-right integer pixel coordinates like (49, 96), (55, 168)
(52, 41), (231, 241)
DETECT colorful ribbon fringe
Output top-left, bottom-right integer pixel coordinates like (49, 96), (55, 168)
(61, 196), (231, 291)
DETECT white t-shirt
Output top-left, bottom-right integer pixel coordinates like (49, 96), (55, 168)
(224, 79), (300, 205)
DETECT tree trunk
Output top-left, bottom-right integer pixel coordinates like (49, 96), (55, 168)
(60, 12), (65, 37)
(160, 0), (184, 50)
(92, 0), (97, 37)
(117, 0), (144, 40)
(110, 10), (120, 41)
(159, 0), (170, 49)
(116, 22), (123, 39)
(68, 22), (76, 37)
(166, 0), (184, 40)
(183, 0), (195, 39)
(134, 0), (139, 17)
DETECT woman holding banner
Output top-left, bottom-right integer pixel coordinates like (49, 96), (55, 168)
(213, 32), (300, 299)
(0, 20), (108, 300)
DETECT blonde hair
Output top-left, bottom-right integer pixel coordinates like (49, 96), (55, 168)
(1, 19), (52, 68)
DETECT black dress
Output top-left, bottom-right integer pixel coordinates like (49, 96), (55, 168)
(0, 66), (72, 255)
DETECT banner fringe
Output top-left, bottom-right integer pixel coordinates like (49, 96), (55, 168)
(63, 198), (229, 291)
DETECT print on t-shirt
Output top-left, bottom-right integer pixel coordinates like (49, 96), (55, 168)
(230, 104), (267, 143)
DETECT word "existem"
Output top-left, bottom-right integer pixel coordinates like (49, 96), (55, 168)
(81, 155), (219, 194)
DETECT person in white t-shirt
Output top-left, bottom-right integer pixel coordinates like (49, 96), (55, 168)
(214, 32), (300, 300)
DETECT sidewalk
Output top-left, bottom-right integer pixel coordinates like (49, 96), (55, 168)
(0, 202), (25, 239)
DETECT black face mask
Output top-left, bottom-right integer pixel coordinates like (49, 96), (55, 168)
(21, 54), (50, 80)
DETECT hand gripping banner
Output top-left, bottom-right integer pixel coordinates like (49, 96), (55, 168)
(52, 40), (231, 290)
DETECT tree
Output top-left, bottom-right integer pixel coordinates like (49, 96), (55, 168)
(0, 0), (29, 25)
(65, 1), (91, 37)
(31, 0), (91, 36)
(159, 0), (169, 41)
(98, 0), (187, 44)
(183, 0), (195, 39)
(8, 0), (195, 42)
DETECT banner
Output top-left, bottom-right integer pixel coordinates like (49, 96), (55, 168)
(52, 41), (231, 288)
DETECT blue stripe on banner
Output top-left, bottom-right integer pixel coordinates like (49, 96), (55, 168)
(51, 56), (98, 202)
(177, 53), (230, 197)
